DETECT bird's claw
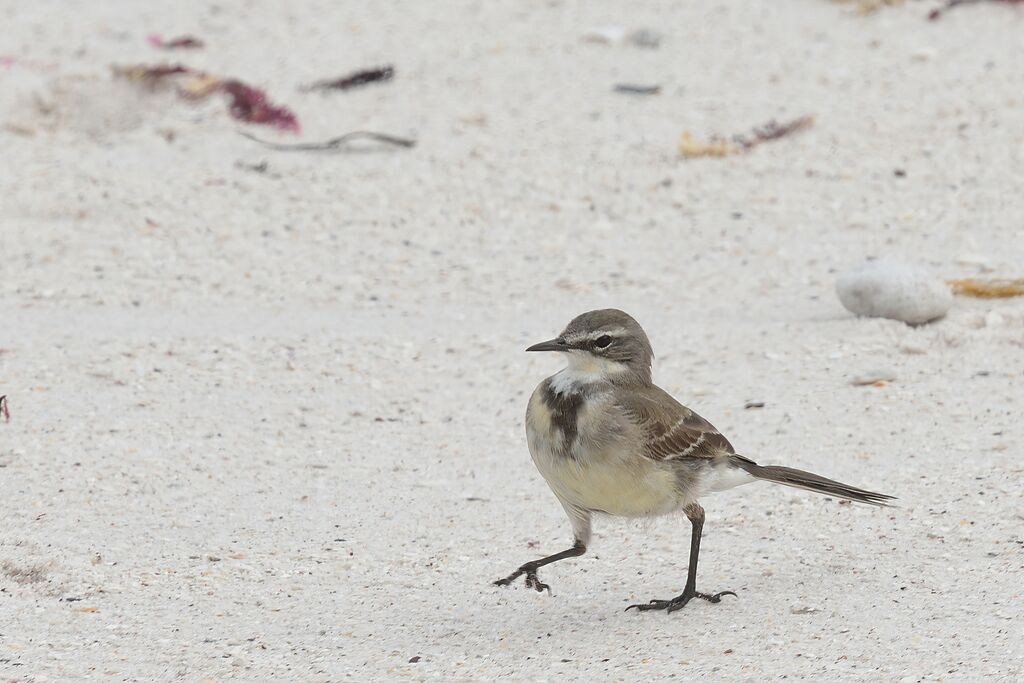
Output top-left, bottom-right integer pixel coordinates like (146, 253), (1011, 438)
(493, 566), (551, 594)
(625, 590), (736, 613)
(523, 570), (550, 593)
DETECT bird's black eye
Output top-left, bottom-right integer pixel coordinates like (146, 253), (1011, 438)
(594, 335), (612, 349)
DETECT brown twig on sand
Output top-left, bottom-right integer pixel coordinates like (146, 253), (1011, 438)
(301, 66), (395, 92)
(679, 115), (814, 158)
(239, 130), (415, 151)
(735, 116), (815, 149)
(0, 395), (9, 422)
(147, 34), (204, 50)
(113, 64), (191, 82)
(929, 0), (1024, 20)
(613, 83), (661, 95)
(948, 278), (1024, 298)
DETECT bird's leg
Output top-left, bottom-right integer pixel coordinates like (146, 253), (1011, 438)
(493, 539), (586, 594)
(626, 503), (736, 613)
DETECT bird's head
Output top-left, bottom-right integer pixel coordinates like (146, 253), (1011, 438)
(527, 309), (653, 385)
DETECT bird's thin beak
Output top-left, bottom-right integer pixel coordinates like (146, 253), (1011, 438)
(525, 338), (566, 353)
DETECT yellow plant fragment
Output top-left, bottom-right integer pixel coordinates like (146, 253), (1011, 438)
(948, 279), (1024, 298)
(678, 132), (739, 158)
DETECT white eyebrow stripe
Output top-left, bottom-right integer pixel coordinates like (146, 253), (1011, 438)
(585, 327), (627, 339)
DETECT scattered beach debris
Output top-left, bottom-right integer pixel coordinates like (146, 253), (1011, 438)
(0, 395), (8, 422)
(948, 278), (1024, 298)
(744, 401), (766, 409)
(301, 65), (394, 92)
(613, 83), (661, 95)
(832, 0), (906, 16)
(626, 29), (663, 48)
(114, 64), (299, 132)
(790, 605), (821, 614)
(678, 133), (735, 158)
(928, 0), (1024, 20)
(146, 34), (204, 50)
(955, 253), (993, 271)
(1, 55), (58, 71)
(850, 369), (897, 387)
(900, 343), (928, 355)
(836, 259), (953, 325)
(219, 80), (299, 131)
(679, 115), (814, 158)
(239, 130), (415, 151)
(114, 64), (189, 81)
(836, 0), (1022, 19)
(582, 27), (663, 48)
(234, 159), (274, 176)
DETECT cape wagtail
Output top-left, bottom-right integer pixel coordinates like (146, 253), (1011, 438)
(494, 309), (894, 613)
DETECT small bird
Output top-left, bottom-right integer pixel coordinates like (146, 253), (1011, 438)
(494, 309), (894, 613)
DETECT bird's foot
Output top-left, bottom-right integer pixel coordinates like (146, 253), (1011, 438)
(625, 589), (736, 613)
(493, 565), (551, 594)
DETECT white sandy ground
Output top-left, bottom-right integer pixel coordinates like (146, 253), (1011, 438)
(1, 0), (1023, 680)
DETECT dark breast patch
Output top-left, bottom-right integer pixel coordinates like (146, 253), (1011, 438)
(541, 380), (585, 456)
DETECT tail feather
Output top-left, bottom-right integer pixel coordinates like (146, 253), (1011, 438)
(730, 456), (896, 507)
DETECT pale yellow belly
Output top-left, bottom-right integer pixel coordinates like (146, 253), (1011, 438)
(535, 445), (682, 518)
(526, 384), (683, 517)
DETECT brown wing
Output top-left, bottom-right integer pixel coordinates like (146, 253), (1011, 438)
(616, 385), (735, 461)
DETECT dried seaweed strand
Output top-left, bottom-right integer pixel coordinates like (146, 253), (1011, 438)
(929, 0), (1024, 20)
(736, 116), (815, 149)
(113, 64), (191, 82)
(947, 278), (1024, 298)
(239, 130), (415, 151)
(679, 115), (814, 158)
(114, 64), (299, 132)
(0, 395), (9, 422)
(301, 66), (395, 92)
(613, 83), (661, 95)
(147, 34), (204, 50)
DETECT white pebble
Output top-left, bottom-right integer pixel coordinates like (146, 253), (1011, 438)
(836, 259), (952, 325)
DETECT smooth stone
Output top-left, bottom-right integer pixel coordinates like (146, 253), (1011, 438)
(836, 259), (952, 324)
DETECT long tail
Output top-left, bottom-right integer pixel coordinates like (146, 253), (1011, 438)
(730, 455), (896, 507)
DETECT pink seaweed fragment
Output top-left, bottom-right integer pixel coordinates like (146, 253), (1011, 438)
(219, 79), (300, 132)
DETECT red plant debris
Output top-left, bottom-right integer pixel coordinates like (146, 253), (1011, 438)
(114, 64), (300, 132)
(0, 395), (9, 423)
(929, 0), (1024, 20)
(219, 80), (299, 132)
(146, 34), (204, 50)
(1, 55), (62, 71)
